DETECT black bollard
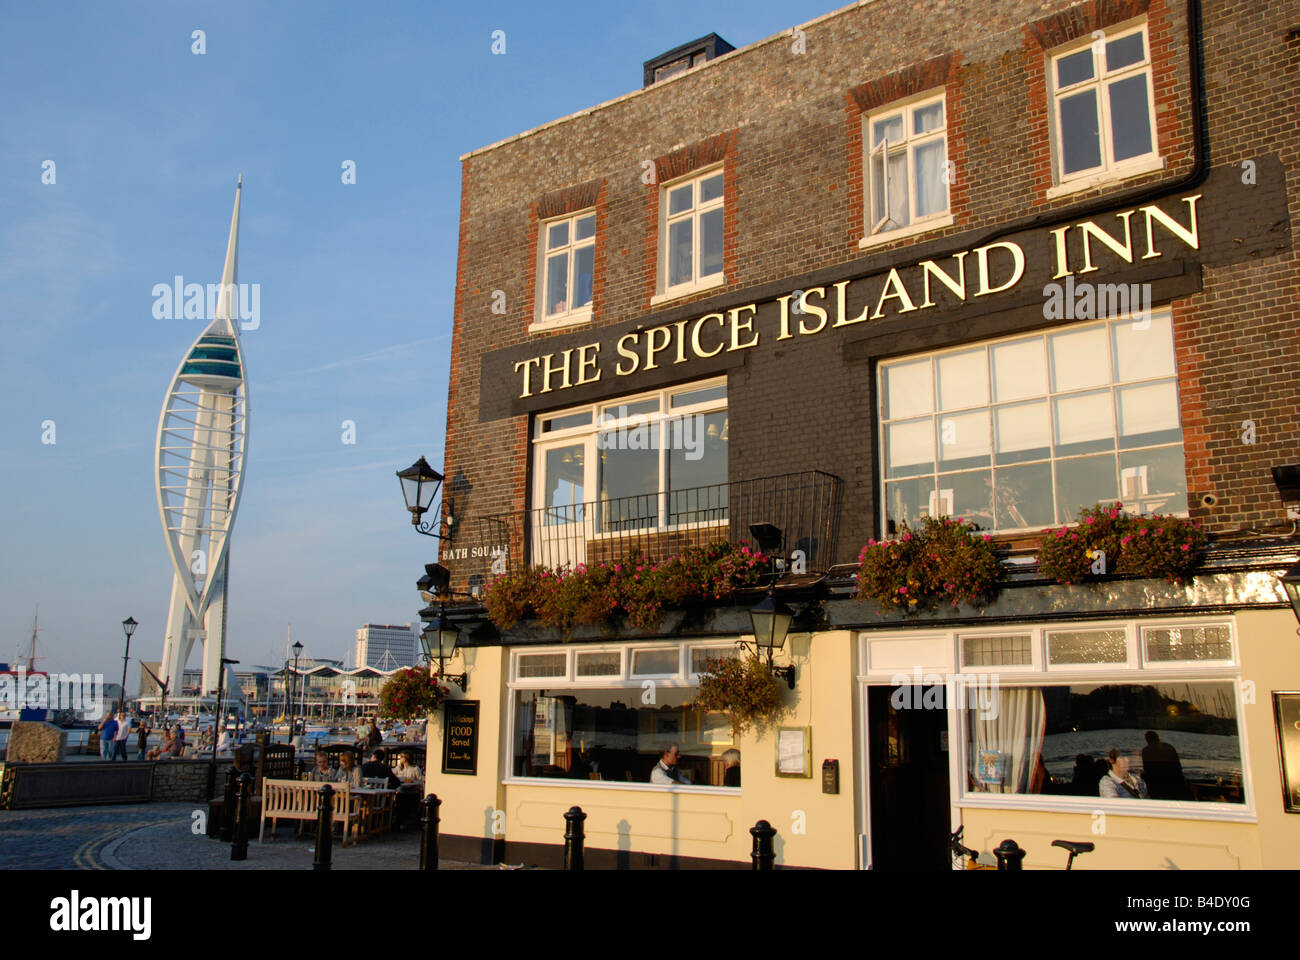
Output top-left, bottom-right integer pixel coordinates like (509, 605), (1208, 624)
(314, 784), (334, 872)
(230, 772), (253, 861)
(750, 820), (777, 870)
(419, 794), (442, 871)
(219, 766), (239, 841)
(563, 806), (586, 871)
(994, 839), (1026, 870)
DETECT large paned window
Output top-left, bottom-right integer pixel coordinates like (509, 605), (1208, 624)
(533, 380), (729, 541)
(659, 168), (725, 298)
(508, 644), (742, 788)
(866, 93), (949, 236)
(537, 210), (596, 326)
(878, 312), (1186, 535)
(1050, 21), (1158, 186)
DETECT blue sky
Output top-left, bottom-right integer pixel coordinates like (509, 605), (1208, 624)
(0, 0), (838, 686)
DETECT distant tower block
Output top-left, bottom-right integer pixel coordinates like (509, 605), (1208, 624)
(155, 179), (250, 698)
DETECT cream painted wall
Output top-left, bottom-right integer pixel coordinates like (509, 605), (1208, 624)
(427, 630), (859, 869)
(424, 645), (508, 848)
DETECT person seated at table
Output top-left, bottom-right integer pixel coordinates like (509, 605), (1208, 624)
(361, 748), (401, 789)
(148, 727), (181, 760)
(393, 751), (423, 783)
(337, 750), (362, 788)
(307, 751), (339, 782)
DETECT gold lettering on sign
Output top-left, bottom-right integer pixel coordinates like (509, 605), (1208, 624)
(615, 332), (641, 376)
(514, 356), (542, 398)
(919, 252), (967, 308)
(727, 304), (759, 352)
(644, 325), (673, 371)
(870, 268), (918, 319)
(1049, 225), (1071, 279)
(672, 320), (690, 364)
(973, 241), (1025, 297)
(1077, 210), (1135, 274)
(799, 287), (829, 334)
(1140, 194), (1201, 259)
(575, 342), (601, 385)
(832, 281), (870, 328)
(775, 295), (794, 341)
(691, 313), (726, 357)
(540, 349), (573, 393)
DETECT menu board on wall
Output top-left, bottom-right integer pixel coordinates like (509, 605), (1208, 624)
(1274, 693), (1300, 813)
(442, 699), (480, 776)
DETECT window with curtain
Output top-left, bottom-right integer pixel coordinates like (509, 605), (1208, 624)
(537, 210), (596, 326)
(964, 680), (1243, 804)
(865, 93), (949, 235)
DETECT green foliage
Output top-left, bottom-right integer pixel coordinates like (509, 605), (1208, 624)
(691, 654), (784, 736)
(1038, 503), (1207, 584)
(379, 667), (450, 722)
(854, 516), (1002, 614)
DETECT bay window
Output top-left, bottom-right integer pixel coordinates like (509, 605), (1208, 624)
(877, 311), (1187, 535)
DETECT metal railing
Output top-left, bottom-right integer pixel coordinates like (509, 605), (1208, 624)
(460, 470), (842, 578)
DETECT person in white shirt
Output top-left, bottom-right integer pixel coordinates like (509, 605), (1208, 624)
(649, 744), (687, 785)
(112, 714), (132, 761)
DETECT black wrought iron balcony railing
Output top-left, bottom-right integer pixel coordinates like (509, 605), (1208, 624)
(448, 470), (843, 585)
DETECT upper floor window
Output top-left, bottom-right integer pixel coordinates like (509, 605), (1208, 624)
(866, 93), (949, 237)
(659, 168), (725, 298)
(1050, 22), (1158, 186)
(537, 211), (595, 326)
(877, 311), (1187, 536)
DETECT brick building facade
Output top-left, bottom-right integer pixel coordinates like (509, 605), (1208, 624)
(422, 0), (1300, 869)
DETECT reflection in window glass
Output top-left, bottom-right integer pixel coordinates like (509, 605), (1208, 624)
(598, 426), (659, 531)
(994, 462), (1054, 529)
(965, 681), (1242, 803)
(632, 648), (679, 675)
(512, 687), (739, 786)
(1048, 629), (1128, 664)
(1055, 454), (1118, 521)
(691, 647), (739, 674)
(1144, 625), (1233, 662)
(576, 651), (621, 677)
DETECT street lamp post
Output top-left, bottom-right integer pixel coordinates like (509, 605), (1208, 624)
(119, 617), (138, 715)
(208, 657), (239, 798)
(289, 640), (304, 741)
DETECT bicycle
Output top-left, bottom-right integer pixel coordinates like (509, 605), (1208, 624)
(949, 826), (1096, 870)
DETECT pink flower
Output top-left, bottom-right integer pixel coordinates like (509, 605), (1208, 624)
(902, 533), (912, 541)
(1085, 516), (1095, 525)
(898, 586), (908, 594)
(1180, 544), (1190, 551)
(983, 534), (992, 542)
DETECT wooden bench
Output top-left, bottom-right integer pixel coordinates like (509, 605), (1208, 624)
(259, 779), (361, 846)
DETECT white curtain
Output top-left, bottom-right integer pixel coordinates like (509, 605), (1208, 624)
(970, 687), (1047, 794)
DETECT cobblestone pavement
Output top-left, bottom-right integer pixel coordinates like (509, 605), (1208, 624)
(0, 803), (521, 870)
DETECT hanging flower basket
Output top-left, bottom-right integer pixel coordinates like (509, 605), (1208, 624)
(691, 654), (784, 736)
(1037, 503), (1207, 584)
(379, 667), (450, 722)
(854, 516), (1001, 614)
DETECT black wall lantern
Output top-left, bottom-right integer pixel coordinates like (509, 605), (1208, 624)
(748, 585), (797, 689)
(397, 456), (450, 540)
(419, 603), (468, 692)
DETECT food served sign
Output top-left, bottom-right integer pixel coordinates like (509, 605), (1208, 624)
(442, 699), (480, 776)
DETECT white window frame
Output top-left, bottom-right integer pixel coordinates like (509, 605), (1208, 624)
(532, 209), (597, 331)
(876, 310), (1187, 536)
(855, 617), (1255, 824)
(654, 165), (726, 303)
(860, 91), (953, 249)
(531, 378), (729, 541)
(504, 640), (742, 794)
(1047, 19), (1162, 197)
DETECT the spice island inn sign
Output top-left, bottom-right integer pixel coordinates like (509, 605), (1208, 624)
(479, 159), (1291, 420)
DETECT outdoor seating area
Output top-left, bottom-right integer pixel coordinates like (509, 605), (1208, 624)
(258, 779), (403, 845)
